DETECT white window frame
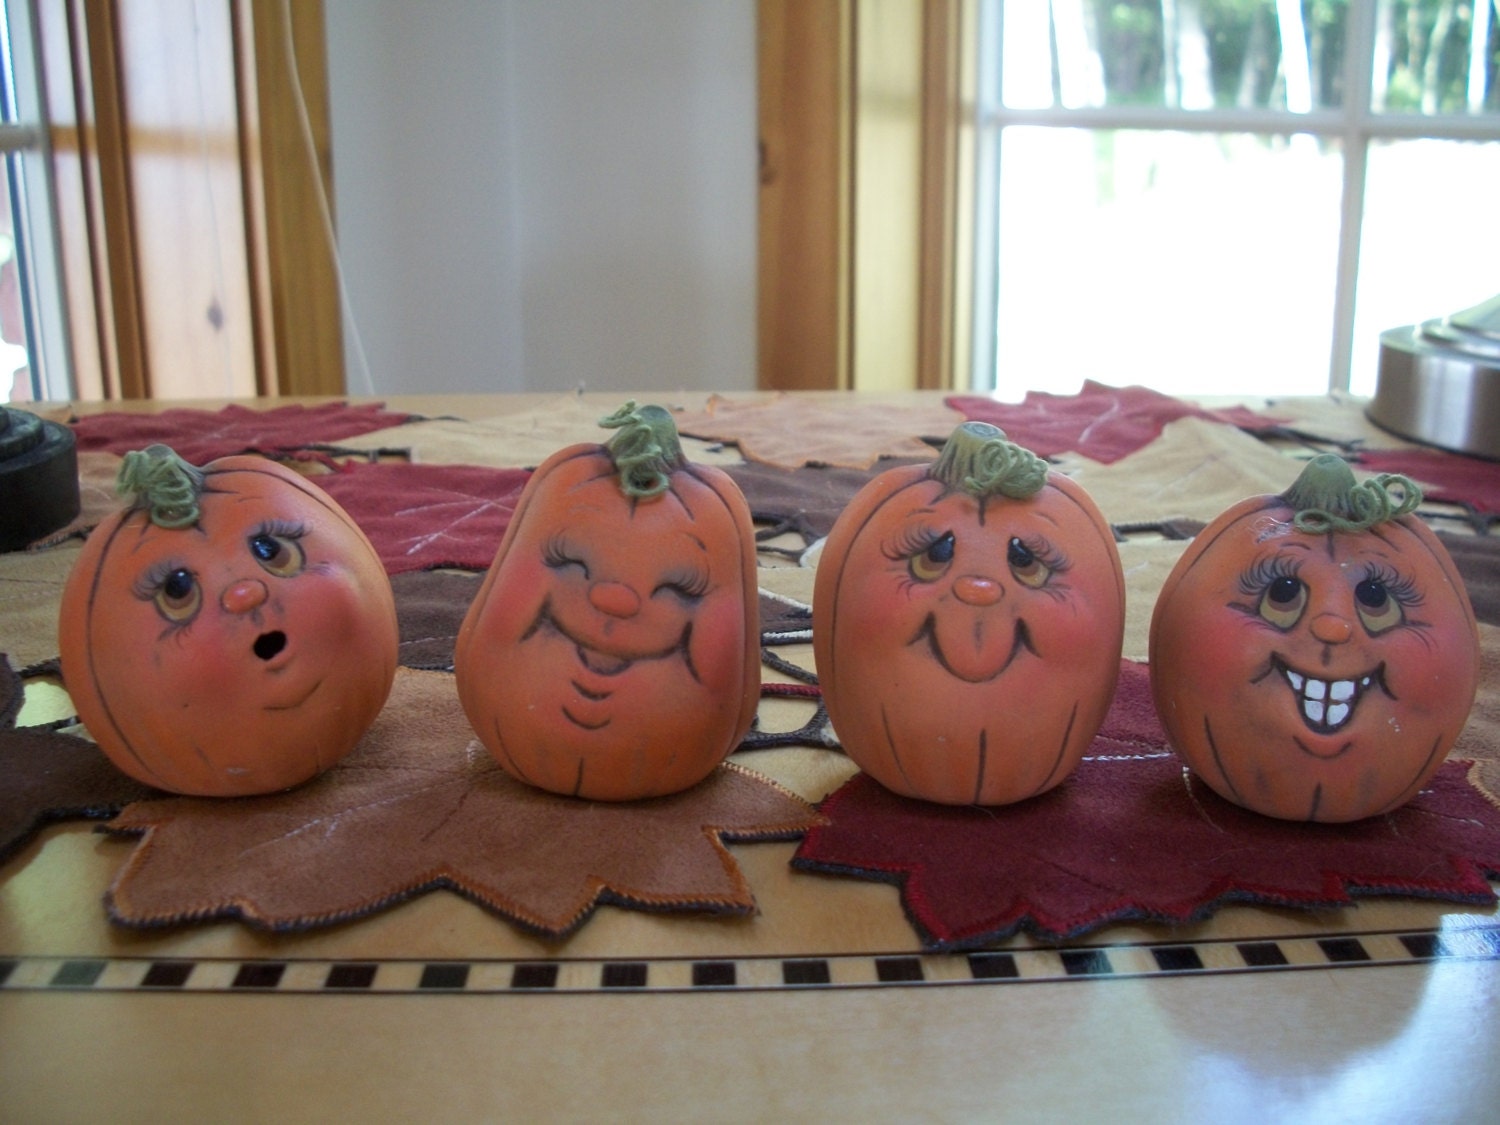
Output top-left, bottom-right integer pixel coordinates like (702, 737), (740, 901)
(970, 0), (1500, 396)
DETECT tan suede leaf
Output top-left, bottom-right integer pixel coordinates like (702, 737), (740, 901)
(102, 668), (822, 937)
(672, 393), (961, 469)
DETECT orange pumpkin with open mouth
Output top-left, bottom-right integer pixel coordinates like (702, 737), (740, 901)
(813, 421), (1125, 806)
(1149, 454), (1479, 822)
(454, 402), (759, 801)
(58, 445), (398, 796)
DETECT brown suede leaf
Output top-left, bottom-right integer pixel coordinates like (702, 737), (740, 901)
(672, 393), (960, 470)
(101, 668), (822, 937)
(0, 654), (158, 864)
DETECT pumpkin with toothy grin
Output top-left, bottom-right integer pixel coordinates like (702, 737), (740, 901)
(1151, 455), (1479, 823)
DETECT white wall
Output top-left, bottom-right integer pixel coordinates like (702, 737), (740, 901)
(323, 0), (757, 397)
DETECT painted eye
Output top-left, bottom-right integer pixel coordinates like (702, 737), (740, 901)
(543, 538), (590, 579)
(155, 568), (202, 623)
(653, 570), (710, 602)
(908, 531), (956, 583)
(1258, 575), (1307, 630)
(1355, 577), (1404, 634)
(1007, 537), (1051, 589)
(249, 532), (305, 578)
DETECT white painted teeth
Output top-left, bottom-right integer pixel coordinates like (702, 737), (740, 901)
(1282, 666), (1370, 732)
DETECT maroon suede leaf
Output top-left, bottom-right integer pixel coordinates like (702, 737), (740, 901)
(793, 662), (1500, 948)
(947, 382), (1286, 465)
(724, 459), (930, 547)
(311, 461), (531, 575)
(0, 654), (158, 864)
(102, 669), (822, 937)
(69, 402), (413, 464)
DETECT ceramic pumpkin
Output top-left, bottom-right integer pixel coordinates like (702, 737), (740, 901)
(58, 444), (398, 797)
(454, 402), (759, 801)
(813, 421), (1125, 806)
(1149, 454), (1479, 823)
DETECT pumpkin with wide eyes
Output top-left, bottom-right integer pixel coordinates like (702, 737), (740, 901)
(1149, 454), (1479, 823)
(454, 402), (760, 801)
(57, 445), (399, 797)
(813, 421), (1125, 806)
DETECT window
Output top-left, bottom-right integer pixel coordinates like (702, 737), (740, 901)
(972, 0), (1500, 399)
(0, 0), (68, 403)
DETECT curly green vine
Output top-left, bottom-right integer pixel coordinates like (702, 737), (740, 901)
(116, 444), (206, 529)
(928, 421), (1048, 500)
(1283, 453), (1421, 534)
(597, 401), (686, 499)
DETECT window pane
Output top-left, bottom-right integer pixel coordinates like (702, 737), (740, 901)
(1372, 0), (1500, 114)
(993, 128), (1342, 398)
(1350, 138), (1500, 397)
(1003, 0), (1348, 110)
(0, 165), (31, 402)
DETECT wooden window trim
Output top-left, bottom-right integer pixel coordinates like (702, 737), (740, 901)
(757, 0), (973, 393)
(39, 0), (341, 401)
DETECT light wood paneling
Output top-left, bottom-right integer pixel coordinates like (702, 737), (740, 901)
(756, 0), (971, 394)
(756, 0), (852, 392)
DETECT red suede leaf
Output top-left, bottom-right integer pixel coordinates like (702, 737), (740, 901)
(311, 461), (530, 574)
(102, 669), (821, 937)
(69, 402), (412, 464)
(1356, 448), (1500, 520)
(794, 662), (1500, 948)
(947, 382), (1285, 465)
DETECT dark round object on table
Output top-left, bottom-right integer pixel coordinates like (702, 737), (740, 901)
(0, 406), (81, 551)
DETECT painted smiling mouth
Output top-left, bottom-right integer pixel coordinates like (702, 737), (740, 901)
(523, 601), (699, 682)
(1272, 656), (1386, 735)
(912, 615), (1035, 684)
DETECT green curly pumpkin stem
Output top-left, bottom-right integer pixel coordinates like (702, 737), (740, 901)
(116, 444), (206, 529)
(597, 400), (686, 499)
(928, 420), (1048, 500)
(1282, 453), (1421, 534)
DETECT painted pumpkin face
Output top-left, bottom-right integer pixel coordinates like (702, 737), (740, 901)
(58, 448), (398, 796)
(455, 404), (759, 801)
(1149, 455), (1479, 822)
(814, 422), (1125, 805)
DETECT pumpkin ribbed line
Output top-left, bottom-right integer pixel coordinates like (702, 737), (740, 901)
(598, 401), (686, 499)
(928, 421), (1047, 500)
(1282, 453), (1421, 534)
(117, 444), (205, 529)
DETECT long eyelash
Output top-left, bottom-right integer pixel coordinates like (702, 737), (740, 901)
(133, 559), (192, 601)
(543, 534), (588, 572)
(1237, 554), (1300, 598)
(1361, 561), (1424, 606)
(881, 525), (945, 561)
(659, 570), (711, 599)
(1014, 533), (1069, 574)
(254, 519), (308, 541)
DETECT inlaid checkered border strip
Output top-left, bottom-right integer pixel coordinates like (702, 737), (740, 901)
(4, 925), (1497, 995)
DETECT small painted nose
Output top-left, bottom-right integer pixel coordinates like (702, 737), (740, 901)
(953, 574), (1003, 607)
(1309, 613), (1353, 644)
(221, 578), (269, 615)
(589, 581), (642, 619)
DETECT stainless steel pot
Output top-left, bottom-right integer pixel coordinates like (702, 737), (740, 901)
(1367, 292), (1500, 460)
